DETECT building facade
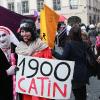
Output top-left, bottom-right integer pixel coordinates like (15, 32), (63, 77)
(0, 0), (100, 25)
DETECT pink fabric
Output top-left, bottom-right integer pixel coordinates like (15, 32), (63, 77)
(23, 95), (47, 100)
(11, 53), (16, 100)
(59, 15), (67, 22)
(13, 75), (16, 100)
(33, 47), (52, 59)
(96, 36), (100, 47)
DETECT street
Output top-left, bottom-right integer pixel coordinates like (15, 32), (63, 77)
(69, 76), (100, 100)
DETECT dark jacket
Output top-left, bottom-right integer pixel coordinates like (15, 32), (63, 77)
(53, 41), (89, 88)
(0, 49), (13, 100)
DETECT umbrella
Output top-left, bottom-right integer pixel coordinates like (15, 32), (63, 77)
(59, 15), (67, 22)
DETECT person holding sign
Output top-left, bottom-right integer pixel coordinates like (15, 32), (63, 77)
(16, 19), (52, 100)
(0, 26), (18, 100)
(52, 24), (90, 100)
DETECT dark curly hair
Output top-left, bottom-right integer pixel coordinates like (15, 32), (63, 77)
(19, 19), (38, 41)
(69, 24), (82, 41)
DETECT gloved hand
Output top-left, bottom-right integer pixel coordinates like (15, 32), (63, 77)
(6, 65), (16, 75)
(15, 67), (19, 74)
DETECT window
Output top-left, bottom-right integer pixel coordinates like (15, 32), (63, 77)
(89, 15), (92, 24)
(17, 2), (21, 14)
(21, 1), (29, 13)
(53, 0), (61, 10)
(97, 16), (99, 22)
(69, 0), (78, 9)
(93, 15), (96, 23)
(88, 0), (91, 9)
(37, 0), (44, 12)
(89, 5), (91, 10)
(8, 2), (14, 11)
(89, 0), (91, 6)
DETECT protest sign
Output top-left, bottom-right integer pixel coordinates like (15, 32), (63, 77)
(16, 55), (74, 99)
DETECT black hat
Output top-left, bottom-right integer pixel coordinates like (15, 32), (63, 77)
(20, 19), (36, 32)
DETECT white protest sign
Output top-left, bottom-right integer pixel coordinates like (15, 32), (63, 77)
(16, 54), (75, 99)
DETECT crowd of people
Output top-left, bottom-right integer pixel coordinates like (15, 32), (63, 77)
(0, 18), (100, 100)
(54, 22), (100, 100)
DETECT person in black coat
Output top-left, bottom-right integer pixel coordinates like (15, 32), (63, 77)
(0, 26), (17, 100)
(0, 49), (15, 100)
(52, 25), (90, 100)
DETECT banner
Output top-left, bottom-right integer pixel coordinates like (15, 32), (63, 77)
(40, 9), (48, 42)
(0, 6), (34, 39)
(40, 5), (60, 48)
(16, 55), (75, 99)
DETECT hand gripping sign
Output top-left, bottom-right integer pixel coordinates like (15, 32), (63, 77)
(16, 55), (75, 99)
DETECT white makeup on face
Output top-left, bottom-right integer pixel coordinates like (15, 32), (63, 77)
(0, 31), (10, 49)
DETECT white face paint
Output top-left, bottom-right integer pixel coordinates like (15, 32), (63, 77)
(0, 31), (10, 49)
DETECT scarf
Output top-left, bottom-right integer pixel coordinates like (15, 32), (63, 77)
(15, 38), (48, 56)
